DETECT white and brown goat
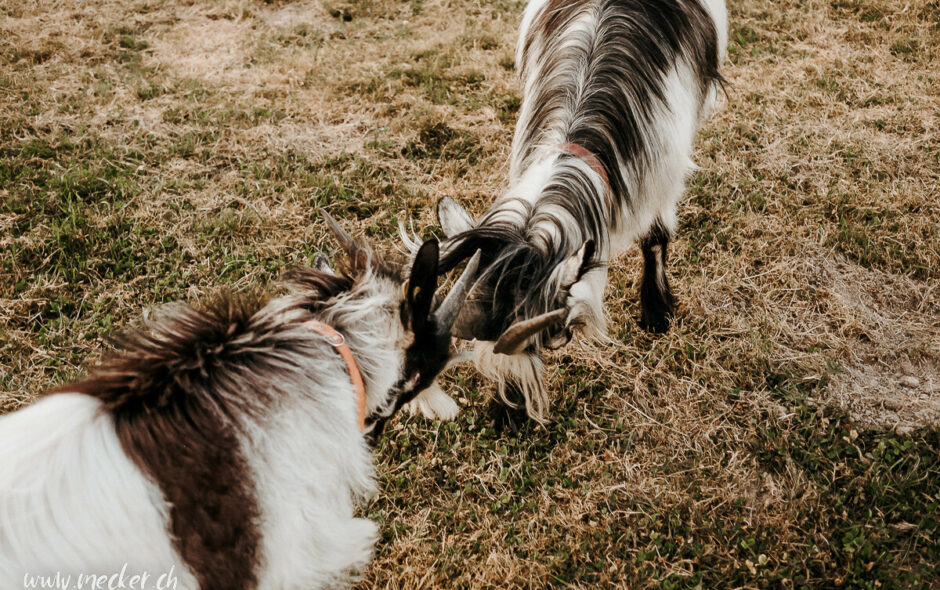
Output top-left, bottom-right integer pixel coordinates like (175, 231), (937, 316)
(403, 0), (728, 427)
(0, 212), (479, 590)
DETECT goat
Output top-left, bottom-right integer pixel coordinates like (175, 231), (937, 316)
(402, 0), (727, 427)
(0, 212), (480, 590)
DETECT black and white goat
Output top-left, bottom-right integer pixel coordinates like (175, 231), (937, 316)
(403, 0), (727, 425)
(0, 213), (479, 590)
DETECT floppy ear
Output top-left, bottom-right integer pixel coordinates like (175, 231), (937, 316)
(576, 239), (596, 281)
(556, 239), (596, 288)
(407, 240), (440, 334)
(437, 196), (475, 238)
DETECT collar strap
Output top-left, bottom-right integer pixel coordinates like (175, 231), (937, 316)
(560, 142), (611, 206)
(303, 319), (366, 432)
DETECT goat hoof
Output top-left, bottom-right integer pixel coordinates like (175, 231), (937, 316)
(405, 385), (459, 421)
(639, 293), (676, 334)
(639, 311), (672, 334)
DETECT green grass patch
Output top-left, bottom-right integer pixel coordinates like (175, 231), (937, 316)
(752, 403), (939, 588)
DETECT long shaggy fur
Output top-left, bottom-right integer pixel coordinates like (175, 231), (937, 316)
(0, 245), (446, 589)
(409, 0), (727, 421)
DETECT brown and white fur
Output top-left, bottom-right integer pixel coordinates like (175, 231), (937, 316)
(402, 0), (727, 427)
(0, 213), (479, 590)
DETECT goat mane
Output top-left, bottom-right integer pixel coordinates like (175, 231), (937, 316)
(517, 0), (725, 217)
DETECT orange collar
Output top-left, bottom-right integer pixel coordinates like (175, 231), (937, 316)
(303, 319), (366, 432)
(560, 142), (611, 207)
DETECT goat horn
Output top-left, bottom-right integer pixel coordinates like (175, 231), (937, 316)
(492, 308), (567, 355)
(319, 208), (358, 257)
(433, 250), (481, 332)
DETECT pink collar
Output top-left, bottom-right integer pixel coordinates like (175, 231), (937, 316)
(303, 319), (366, 432)
(560, 142), (611, 207)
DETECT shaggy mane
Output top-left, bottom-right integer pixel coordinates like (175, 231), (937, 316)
(516, 0), (724, 220)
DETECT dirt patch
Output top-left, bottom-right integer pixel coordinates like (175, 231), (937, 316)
(832, 361), (940, 432)
(814, 257), (940, 430)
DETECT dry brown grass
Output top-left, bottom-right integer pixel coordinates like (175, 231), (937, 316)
(1, 0), (938, 587)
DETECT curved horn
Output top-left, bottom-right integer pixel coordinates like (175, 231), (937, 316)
(433, 250), (481, 333)
(318, 208), (358, 257)
(492, 308), (567, 355)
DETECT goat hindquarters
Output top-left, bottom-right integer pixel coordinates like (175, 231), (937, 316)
(0, 394), (196, 588)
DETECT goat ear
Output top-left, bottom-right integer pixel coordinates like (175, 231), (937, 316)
(437, 196), (474, 238)
(576, 239), (596, 280)
(313, 253), (335, 275)
(556, 240), (596, 288)
(407, 239), (440, 334)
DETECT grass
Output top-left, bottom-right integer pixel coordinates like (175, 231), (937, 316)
(1, 0), (938, 587)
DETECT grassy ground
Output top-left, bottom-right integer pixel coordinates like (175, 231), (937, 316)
(1, 0), (938, 587)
